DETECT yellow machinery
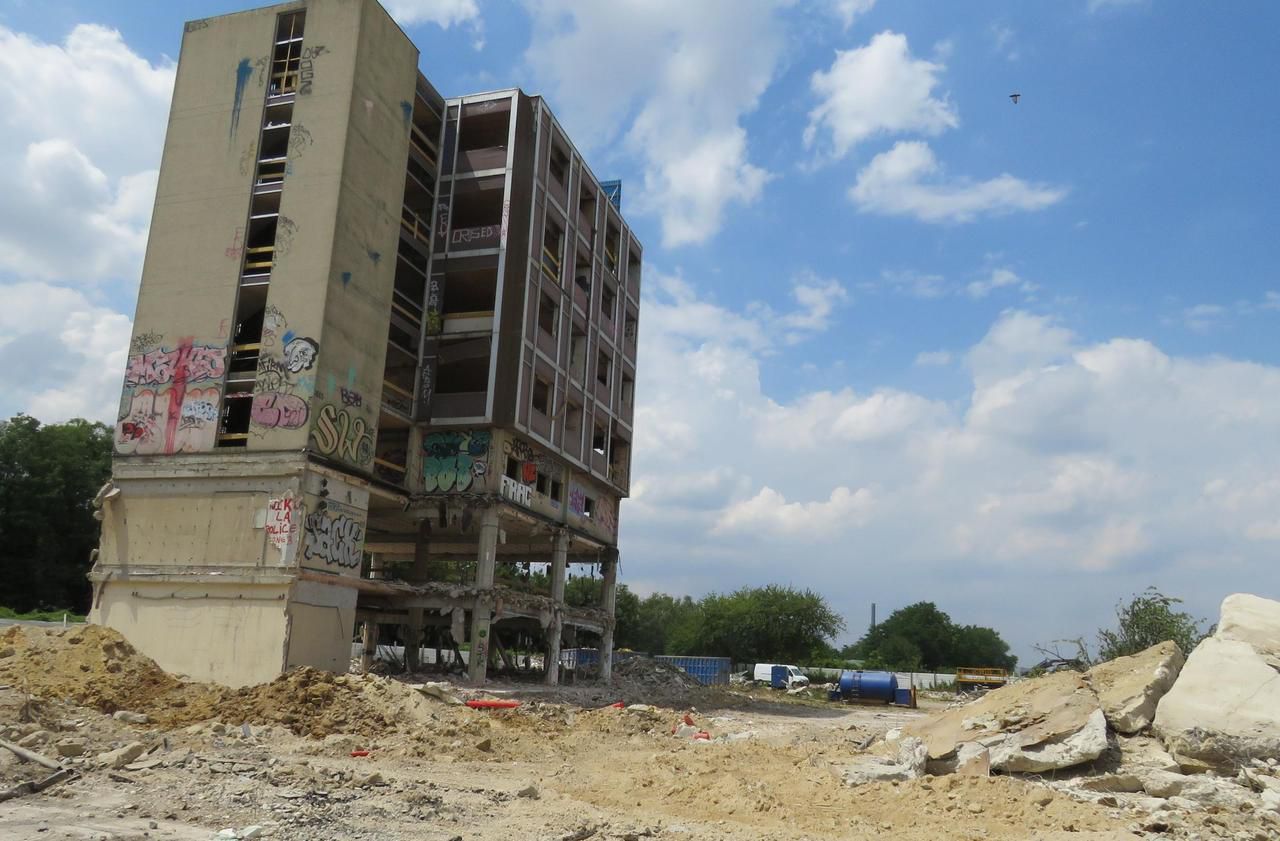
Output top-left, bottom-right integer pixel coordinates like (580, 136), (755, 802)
(955, 667), (1009, 692)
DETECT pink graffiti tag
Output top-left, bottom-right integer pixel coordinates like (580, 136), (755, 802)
(251, 392), (309, 429)
(125, 343), (227, 387)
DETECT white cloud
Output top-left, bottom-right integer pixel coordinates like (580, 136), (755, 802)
(625, 278), (1280, 658)
(830, 0), (877, 29)
(990, 23), (1019, 61)
(966, 267), (1036, 299)
(805, 32), (957, 159)
(1181, 303), (1227, 334)
(0, 24), (173, 283)
(383, 0), (484, 48)
(525, 1), (784, 246)
(0, 282), (132, 422)
(851, 140), (1067, 222)
(915, 350), (952, 367)
(778, 274), (850, 340)
(879, 268), (947, 299)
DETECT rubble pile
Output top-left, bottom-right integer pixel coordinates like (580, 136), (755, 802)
(841, 592), (1280, 834)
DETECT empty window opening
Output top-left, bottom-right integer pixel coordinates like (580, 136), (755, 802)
(549, 143), (570, 188)
(410, 99), (442, 169)
(583, 496), (596, 518)
(217, 394), (252, 445)
(578, 185), (597, 236)
(564, 401), (583, 434)
(449, 176), (503, 249)
(569, 325), (588, 382)
(574, 248), (592, 298)
(610, 427), (631, 482)
(550, 477), (564, 503)
(535, 471), (550, 495)
(600, 283), (617, 322)
(270, 12), (305, 95)
(604, 222), (620, 272)
(436, 337), (490, 394)
(623, 309), (638, 345)
(592, 420), (608, 456)
(596, 349), (611, 389)
(628, 247), (642, 283)
(621, 372), (635, 408)
(542, 217), (564, 280)
(505, 456), (520, 481)
(538, 292), (559, 338)
(456, 101), (510, 171)
(231, 285), (267, 346)
(532, 376), (551, 416)
(441, 266), (498, 316)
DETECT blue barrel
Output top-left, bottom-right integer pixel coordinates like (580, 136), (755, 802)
(835, 670), (898, 702)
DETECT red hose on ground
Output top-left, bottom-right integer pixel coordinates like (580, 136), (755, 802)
(465, 699), (522, 710)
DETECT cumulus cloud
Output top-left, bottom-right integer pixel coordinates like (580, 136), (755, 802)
(383, 0), (484, 48)
(0, 23), (171, 422)
(851, 141), (1067, 222)
(525, 1), (783, 246)
(966, 267), (1036, 299)
(830, 0), (877, 30)
(805, 32), (957, 159)
(915, 350), (952, 367)
(625, 274), (1280, 657)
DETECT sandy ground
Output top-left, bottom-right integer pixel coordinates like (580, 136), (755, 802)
(0, 626), (1257, 841)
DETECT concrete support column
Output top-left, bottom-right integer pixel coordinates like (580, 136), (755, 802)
(360, 619), (379, 674)
(404, 607), (423, 672)
(409, 520), (431, 584)
(599, 549), (619, 684)
(468, 506), (500, 683)
(544, 529), (569, 685)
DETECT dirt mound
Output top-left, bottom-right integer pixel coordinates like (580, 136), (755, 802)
(0, 624), (181, 712)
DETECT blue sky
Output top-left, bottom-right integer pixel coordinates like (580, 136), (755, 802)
(1, 0), (1278, 663)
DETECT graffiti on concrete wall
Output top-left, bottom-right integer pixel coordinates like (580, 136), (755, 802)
(116, 337), (227, 455)
(251, 307), (318, 434)
(567, 481), (617, 534)
(595, 495), (618, 536)
(266, 496), (298, 552)
(302, 506), (364, 570)
(422, 429), (491, 492)
(312, 404), (374, 467)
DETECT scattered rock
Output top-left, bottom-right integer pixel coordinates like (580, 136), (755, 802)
(413, 682), (463, 705)
(1077, 774), (1145, 794)
(903, 671), (1108, 774)
(98, 741), (146, 769)
(954, 744), (990, 778)
(54, 738), (87, 757)
(841, 737), (929, 786)
(966, 802), (983, 814)
(1116, 734), (1182, 773)
(17, 730), (50, 747)
(1154, 594), (1280, 770)
(517, 784), (540, 799)
(475, 737), (492, 753)
(1086, 640), (1184, 734)
(112, 710), (150, 724)
(356, 771), (385, 787)
(1028, 789), (1055, 808)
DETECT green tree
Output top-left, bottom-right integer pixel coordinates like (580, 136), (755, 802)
(681, 585), (845, 664)
(0, 415), (112, 614)
(1097, 587), (1209, 661)
(848, 602), (1017, 671)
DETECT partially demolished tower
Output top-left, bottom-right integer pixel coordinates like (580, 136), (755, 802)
(91, 0), (641, 687)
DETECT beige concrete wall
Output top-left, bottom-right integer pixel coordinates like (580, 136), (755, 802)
(284, 579), (358, 672)
(249, 0), (361, 455)
(116, 6), (289, 456)
(92, 580), (290, 687)
(298, 470), (370, 578)
(307, 0), (418, 473)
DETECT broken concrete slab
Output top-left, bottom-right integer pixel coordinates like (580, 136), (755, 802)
(954, 743), (990, 777)
(903, 670), (1108, 774)
(53, 738), (87, 758)
(841, 736), (928, 786)
(98, 741), (145, 769)
(1115, 734), (1181, 773)
(112, 710), (150, 724)
(1154, 593), (1280, 770)
(1086, 640), (1183, 734)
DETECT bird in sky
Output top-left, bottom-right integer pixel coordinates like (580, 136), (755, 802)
(1010, 92), (1021, 104)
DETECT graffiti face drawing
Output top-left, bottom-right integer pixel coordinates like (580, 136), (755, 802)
(283, 336), (318, 373)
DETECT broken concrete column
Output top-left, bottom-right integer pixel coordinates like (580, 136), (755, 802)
(468, 507), (499, 684)
(360, 619), (379, 674)
(599, 550), (618, 684)
(545, 529), (568, 686)
(1154, 593), (1280, 769)
(404, 607), (423, 672)
(1086, 640), (1184, 734)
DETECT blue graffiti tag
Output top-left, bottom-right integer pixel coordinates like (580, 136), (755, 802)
(231, 58), (253, 139)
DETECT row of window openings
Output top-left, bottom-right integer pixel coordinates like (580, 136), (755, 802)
(539, 288), (635, 354)
(543, 214), (639, 290)
(218, 11), (306, 446)
(502, 457), (595, 513)
(531, 378), (633, 461)
(546, 139), (635, 278)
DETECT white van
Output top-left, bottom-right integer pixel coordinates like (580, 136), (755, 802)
(753, 663), (809, 689)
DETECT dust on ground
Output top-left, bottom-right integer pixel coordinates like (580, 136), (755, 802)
(0, 625), (1256, 841)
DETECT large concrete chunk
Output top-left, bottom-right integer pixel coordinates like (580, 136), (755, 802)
(1086, 641), (1184, 734)
(902, 670), (1107, 773)
(1153, 593), (1280, 769)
